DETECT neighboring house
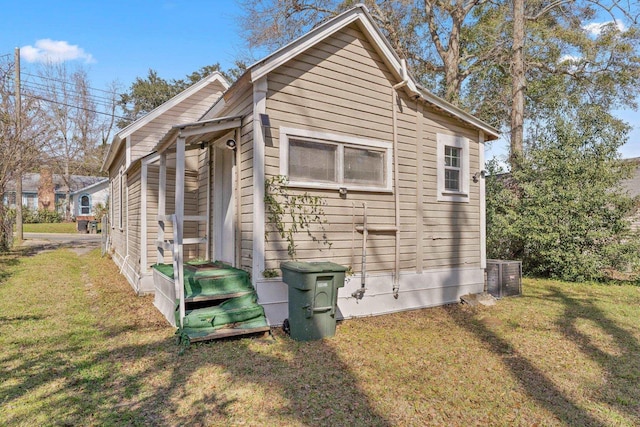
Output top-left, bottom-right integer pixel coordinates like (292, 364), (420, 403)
(621, 157), (640, 231)
(3, 171), (108, 218)
(71, 178), (109, 218)
(101, 72), (230, 293)
(103, 4), (499, 326)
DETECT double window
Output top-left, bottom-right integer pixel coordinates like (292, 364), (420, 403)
(280, 127), (392, 192)
(437, 133), (469, 202)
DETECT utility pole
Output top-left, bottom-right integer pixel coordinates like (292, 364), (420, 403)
(14, 47), (22, 244)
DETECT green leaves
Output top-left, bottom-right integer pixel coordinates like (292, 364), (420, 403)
(264, 175), (331, 259)
(487, 106), (640, 282)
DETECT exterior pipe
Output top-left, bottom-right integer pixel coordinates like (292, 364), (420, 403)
(391, 59), (409, 299)
(352, 202), (367, 300)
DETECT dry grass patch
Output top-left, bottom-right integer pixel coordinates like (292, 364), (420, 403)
(2, 248), (640, 426)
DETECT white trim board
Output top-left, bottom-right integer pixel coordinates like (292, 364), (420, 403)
(255, 267), (484, 325)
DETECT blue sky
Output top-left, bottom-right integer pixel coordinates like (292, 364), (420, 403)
(0, 0), (637, 159)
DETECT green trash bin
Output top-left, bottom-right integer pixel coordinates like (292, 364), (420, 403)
(280, 261), (347, 341)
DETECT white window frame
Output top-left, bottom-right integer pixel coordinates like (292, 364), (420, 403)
(79, 193), (91, 216)
(279, 127), (393, 192)
(437, 133), (470, 202)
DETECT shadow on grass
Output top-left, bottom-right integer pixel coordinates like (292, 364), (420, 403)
(548, 286), (640, 421)
(3, 329), (390, 426)
(447, 286), (640, 427)
(0, 251), (21, 283)
(1, 248), (390, 426)
(446, 304), (605, 426)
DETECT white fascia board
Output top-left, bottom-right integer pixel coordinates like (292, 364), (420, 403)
(118, 72), (230, 139)
(70, 178), (109, 196)
(250, 8), (363, 82)
(101, 134), (122, 172)
(102, 72), (230, 171)
(416, 86), (500, 140)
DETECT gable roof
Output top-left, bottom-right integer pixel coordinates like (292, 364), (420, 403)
(102, 71), (230, 171)
(246, 4), (499, 140)
(70, 178), (109, 196)
(6, 173), (106, 193)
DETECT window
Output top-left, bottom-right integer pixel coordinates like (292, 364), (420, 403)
(444, 146), (461, 191)
(437, 133), (470, 202)
(80, 194), (91, 215)
(280, 127), (392, 192)
(289, 139), (337, 183)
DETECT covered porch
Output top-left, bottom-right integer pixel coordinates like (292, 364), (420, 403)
(149, 115), (269, 342)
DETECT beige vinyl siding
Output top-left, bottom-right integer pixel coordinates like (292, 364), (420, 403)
(129, 82), (226, 162)
(263, 23), (396, 274)
(262, 23), (482, 274)
(108, 149), (127, 258)
(127, 164), (142, 277)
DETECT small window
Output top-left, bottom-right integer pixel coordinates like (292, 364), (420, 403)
(80, 194), (91, 215)
(437, 133), (470, 202)
(444, 146), (461, 191)
(280, 127), (392, 192)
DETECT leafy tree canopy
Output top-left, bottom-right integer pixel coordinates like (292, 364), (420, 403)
(486, 106), (640, 282)
(117, 61), (248, 128)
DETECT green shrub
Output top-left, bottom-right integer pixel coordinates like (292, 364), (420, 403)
(21, 207), (62, 224)
(487, 107), (640, 282)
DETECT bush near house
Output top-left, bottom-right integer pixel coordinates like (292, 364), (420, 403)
(22, 207), (63, 224)
(487, 107), (640, 282)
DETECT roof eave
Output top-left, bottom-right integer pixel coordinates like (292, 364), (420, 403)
(102, 72), (230, 171)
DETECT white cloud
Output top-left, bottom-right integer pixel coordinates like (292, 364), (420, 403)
(20, 39), (95, 64)
(583, 19), (627, 36)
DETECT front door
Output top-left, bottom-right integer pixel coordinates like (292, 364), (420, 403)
(213, 145), (235, 265)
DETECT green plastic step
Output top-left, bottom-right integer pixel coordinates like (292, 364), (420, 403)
(178, 293), (266, 329)
(180, 317), (270, 343)
(152, 261), (254, 302)
(185, 271), (253, 302)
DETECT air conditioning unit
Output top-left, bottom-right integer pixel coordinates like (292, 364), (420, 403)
(486, 260), (522, 298)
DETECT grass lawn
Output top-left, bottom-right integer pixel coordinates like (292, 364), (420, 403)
(20, 222), (78, 233)
(1, 247), (640, 426)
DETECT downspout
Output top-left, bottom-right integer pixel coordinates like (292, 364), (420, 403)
(391, 59), (409, 299)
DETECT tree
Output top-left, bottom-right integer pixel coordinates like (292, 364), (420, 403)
(486, 106), (640, 281)
(238, 1), (640, 166)
(0, 56), (46, 250)
(37, 62), (114, 219)
(116, 62), (247, 129)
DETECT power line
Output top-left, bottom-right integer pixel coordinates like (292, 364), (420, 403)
(21, 81), (118, 109)
(24, 92), (131, 121)
(22, 71), (119, 95)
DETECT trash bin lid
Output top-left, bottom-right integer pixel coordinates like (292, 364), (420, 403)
(280, 261), (348, 273)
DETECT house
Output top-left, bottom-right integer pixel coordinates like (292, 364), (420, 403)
(101, 72), (230, 293)
(103, 4), (499, 330)
(3, 169), (108, 219)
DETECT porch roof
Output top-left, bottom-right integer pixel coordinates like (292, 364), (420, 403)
(154, 115), (244, 154)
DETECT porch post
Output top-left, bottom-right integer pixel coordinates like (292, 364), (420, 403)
(252, 77), (267, 286)
(141, 160), (148, 272)
(175, 135), (186, 328)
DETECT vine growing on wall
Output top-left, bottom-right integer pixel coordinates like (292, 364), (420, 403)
(264, 175), (332, 259)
